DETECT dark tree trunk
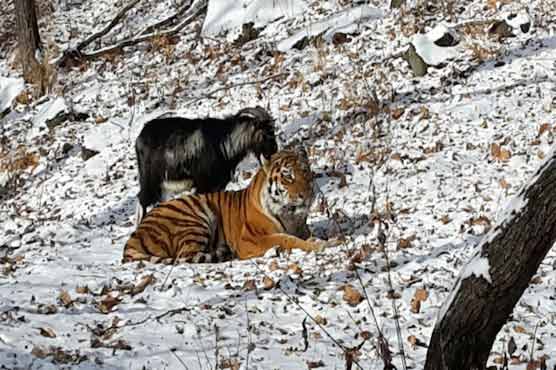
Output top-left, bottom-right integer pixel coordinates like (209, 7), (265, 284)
(14, 0), (42, 84)
(425, 150), (556, 370)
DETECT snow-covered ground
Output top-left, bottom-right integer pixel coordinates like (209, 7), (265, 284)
(1, 0), (556, 369)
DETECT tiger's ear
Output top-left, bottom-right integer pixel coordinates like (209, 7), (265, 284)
(260, 154), (271, 173)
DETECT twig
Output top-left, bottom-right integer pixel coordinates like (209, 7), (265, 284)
(245, 298), (251, 369)
(530, 318), (543, 361)
(126, 305), (191, 327)
(170, 348), (191, 370)
(77, 0), (141, 51)
(354, 268), (383, 337)
(214, 324), (220, 370)
(137, 1), (193, 36)
(301, 317), (309, 352)
(377, 221), (407, 370)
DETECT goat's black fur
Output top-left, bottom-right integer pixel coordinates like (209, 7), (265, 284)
(135, 106), (277, 223)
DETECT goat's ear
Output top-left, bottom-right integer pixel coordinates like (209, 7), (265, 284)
(260, 154), (271, 173)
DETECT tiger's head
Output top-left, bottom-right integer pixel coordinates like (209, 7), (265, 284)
(259, 149), (314, 236)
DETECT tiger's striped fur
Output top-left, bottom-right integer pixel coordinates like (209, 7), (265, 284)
(122, 150), (322, 263)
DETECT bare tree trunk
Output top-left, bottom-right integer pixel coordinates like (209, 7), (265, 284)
(424, 149), (556, 370)
(14, 0), (42, 84)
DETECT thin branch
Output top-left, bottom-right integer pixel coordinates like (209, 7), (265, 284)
(77, 0), (142, 51)
(136, 1), (193, 37)
(170, 348), (191, 370)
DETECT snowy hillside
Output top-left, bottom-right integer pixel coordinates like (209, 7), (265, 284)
(1, 0), (555, 369)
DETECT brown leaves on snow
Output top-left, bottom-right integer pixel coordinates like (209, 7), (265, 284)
(410, 288), (429, 314)
(39, 327), (57, 338)
(490, 143), (511, 162)
(342, 284), (364, 307)
(96, 294), (122, 314)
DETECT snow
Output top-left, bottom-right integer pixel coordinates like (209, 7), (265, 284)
(0, 76), (24, 113)
(277, 6), (384, 52)
(32, 96), (68, 128)
(1, 0), (555, 369)
(411, 23), (459, 66)
(462, 254), (492, 283)
(503, 10), (532, 35)
(202, 0), (306, 36)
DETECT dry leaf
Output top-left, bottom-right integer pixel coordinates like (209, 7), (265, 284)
(386, 290), (401, 299)
(499, 179), (510, 189)
(37, 304), (58, 315)
(538, 123), (551, 136)
(288, 263), (303, 276)
(307, 360), (325, 368)
(419, 106), (430, 120)
(414, 288), (428, 302)
(398, 238), (412, 249)
(39, 327), (57, 338)
(537, 150), (545, 160)
(342, 285), (364, 306)
(242, 279), (256, 291)
(75, 286), (89, 294)
(314, 315), (327, 326)
(220, 358), (240, 370)
(490, 143), (511, 161)
(95, 116), (108, 124)
(391, 107), (405, 120)
(132, 274), (155, 296)
(58, 289), (73, 308)
(410, 299), (421, 314)
(410, 288), (428, 313)
(262, 276), (274, 290)
(530, 276), (543, 284)
(440, 214), (451, 224)
(268, 259), (280, 271)
(97, 294), (121, 314)
(514, 325), (527, 334)
(31, 346), (48, 358)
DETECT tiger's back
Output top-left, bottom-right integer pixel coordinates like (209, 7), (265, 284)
(123, 149), (322, 264)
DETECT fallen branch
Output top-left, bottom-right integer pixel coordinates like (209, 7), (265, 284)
(57, 0), (207, 65)
(136, 1), (193, 37)
(76, 0), (141, 52)
(82, 0), (207, 60)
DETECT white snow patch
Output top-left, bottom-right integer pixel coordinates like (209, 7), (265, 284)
(0, 77), (24, 113)
(202, 0), (306, 36)
(411, 23), (459, 66)
(277, 6), (383, 52)
(461, 255), (492, 283)
(503, 10), (532, 35)
(32, 96), (68, 127)
(0, 171), (9, 188)
(437, 249), (492, 322)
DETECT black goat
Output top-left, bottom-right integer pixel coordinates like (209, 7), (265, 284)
(134, 106), (278, 223)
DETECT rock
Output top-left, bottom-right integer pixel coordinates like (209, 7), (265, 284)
(34, 97), (69, 130)
(81, 146), (100, 161)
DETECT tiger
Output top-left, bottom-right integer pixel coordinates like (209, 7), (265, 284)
(122, 149), (325, 263)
